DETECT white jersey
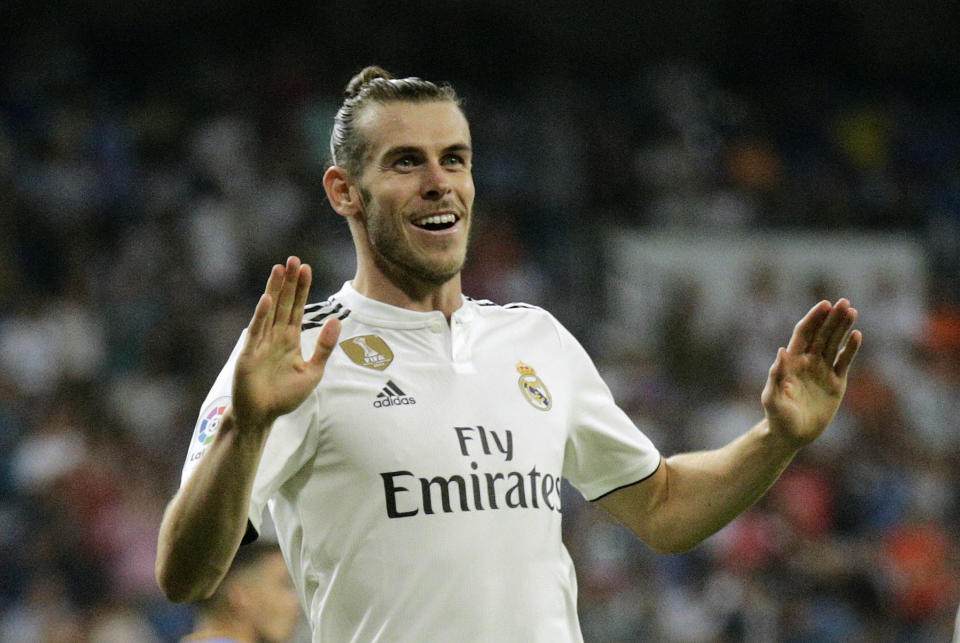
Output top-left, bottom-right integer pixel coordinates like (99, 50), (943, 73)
(182, 282), (660, 642)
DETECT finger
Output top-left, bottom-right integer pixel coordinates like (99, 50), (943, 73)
(247, 293), (273, 347)
(834, 329), (862, 378)
(823, 306), (857, 362)
(308, 317), (342, 371)
(809, 299), (849, 356)
(289, 263), (312, 328)
(261, 264), (285, 331)
(274, 256), (302, 328)
(786, 301), (831, 353)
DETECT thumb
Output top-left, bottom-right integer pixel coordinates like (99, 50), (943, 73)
(768, 347), (787, 386)
(309, 317), (341, 369)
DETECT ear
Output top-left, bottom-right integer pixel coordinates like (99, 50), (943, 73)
(323, 166), (362, 218)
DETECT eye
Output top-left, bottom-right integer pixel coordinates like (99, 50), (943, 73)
(442, 154), (466, 167)
(393, 156), (416, 169)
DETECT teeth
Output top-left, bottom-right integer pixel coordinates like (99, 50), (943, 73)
(414, 213), (457, 226)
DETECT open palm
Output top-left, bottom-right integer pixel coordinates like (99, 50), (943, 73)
(232, 257), (341, 430)
(761, 299), (862, 449)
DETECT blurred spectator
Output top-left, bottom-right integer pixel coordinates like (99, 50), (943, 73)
(879, 521), (957, 625)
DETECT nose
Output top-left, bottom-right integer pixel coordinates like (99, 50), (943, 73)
(420, 160), (450, 200)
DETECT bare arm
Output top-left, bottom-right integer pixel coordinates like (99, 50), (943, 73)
(156, 257), (340, 602)
(598, 299), (862, 553)
(155, 407), (272, 602)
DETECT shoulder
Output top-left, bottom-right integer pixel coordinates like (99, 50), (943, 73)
(466, 296), (549, 320)
(301, 297), (352, 330)
(465, 296), (568, 343)
(465, 295), (547, 314)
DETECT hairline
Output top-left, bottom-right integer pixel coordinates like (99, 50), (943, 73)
(349, 98), (470, 178)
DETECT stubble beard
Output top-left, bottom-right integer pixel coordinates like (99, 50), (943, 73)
(359, 191), (470, 289)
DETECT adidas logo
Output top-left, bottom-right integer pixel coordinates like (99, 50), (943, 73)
(373, 380), (417, 408)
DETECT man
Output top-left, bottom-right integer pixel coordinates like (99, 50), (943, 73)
(156, 66), (862, 641)
(181, 543), (301, 643)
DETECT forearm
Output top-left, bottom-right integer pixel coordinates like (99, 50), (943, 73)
(600, 299), (860, 553)
(601, 418), (800, 554)
(650, 419), (798, 551)
(156, 408), (269, 602)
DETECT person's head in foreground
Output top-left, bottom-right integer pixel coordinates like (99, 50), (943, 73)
(182, 542), (301, 643)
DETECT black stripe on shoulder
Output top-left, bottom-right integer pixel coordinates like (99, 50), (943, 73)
(466, 297), (540, 310)
(302, 302), (348, 330)
(475, 300), (498, 307)
(304, 301), (341, 321)
(465, 295), (498, 306)
(304, 299), (333, 312)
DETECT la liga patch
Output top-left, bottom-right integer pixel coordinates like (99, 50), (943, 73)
(196, 397), (230, 445)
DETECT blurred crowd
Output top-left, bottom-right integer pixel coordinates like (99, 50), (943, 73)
(2, 11), (960, 643)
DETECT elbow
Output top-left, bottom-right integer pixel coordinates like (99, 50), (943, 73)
(156, 569), (215, 604)
(155, 554), (217, 603)
(155, 566), (193, 604)
(157, 581), (193, 604)
(155, 504), (225, 603)
(155, 559), (185, 602)
(630, 519), (705, 555)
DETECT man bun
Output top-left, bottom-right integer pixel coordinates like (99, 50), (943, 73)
(344, 66), (396, 99)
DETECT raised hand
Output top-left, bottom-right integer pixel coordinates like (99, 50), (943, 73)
(761, 299), (862, 449)
(231, 256), (341, 430)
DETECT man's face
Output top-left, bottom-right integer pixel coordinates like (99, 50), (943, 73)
(353, 100), (475, 286)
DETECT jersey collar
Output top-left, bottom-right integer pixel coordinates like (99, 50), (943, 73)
(332, 281), (476, 329)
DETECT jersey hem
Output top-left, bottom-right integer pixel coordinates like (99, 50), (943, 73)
(587, 457), (663, 502)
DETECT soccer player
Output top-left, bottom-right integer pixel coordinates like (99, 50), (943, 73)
(180, 542), (301, 643)
(156, 66), (862, 641)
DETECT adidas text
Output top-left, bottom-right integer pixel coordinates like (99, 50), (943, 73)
(373, 396), (417, 408)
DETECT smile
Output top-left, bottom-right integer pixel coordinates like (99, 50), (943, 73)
(411, 212), (459, 231)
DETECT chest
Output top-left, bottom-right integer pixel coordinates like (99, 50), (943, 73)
(314, 324), (569, 476)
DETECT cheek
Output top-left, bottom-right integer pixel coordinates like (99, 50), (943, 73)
(461, 177), (476, 206)
(367, 192), (408, 226)
(374, 179), (416, 206)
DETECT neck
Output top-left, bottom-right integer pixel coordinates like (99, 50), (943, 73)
(352, 266), (463, 320)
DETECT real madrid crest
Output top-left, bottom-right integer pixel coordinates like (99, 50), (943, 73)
(517, 362), (552, 411)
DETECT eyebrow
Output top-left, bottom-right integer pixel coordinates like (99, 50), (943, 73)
(443, 143), (472, 155)
(381, 143), (473, 159)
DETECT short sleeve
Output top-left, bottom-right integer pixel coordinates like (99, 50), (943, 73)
(180, 329), (322, 535)
(557, 322), (661, 501)
(180, 331), (247, 487)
